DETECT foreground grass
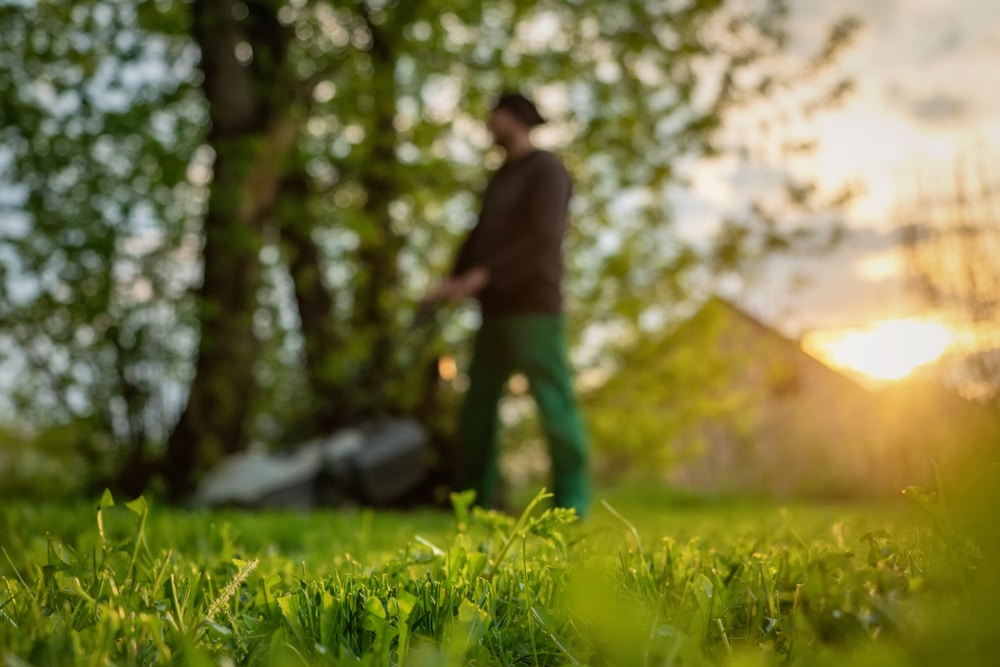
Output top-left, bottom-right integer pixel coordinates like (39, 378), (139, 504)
(0, 485), (996, 666)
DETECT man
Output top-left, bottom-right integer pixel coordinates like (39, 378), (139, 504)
(423, 92), (591, 517)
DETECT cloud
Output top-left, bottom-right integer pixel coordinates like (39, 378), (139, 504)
(854, 250), (905, 282)
(932, 27), (963, 58)
(883, 85), (969, 124)
(738, 227), (926, 333)
(909, 93), (967, 122)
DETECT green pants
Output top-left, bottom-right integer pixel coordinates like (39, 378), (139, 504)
(458, 313), (591, 516)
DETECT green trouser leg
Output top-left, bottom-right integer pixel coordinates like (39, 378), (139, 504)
(458, 321), (512, 510)
(515, 314), (591, 516)
(459, 313), (591, 517)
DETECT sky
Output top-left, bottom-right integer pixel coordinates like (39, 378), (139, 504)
(712, 0), (1000, 340)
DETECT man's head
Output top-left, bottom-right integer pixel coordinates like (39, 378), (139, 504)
(488, 92), (545, 150)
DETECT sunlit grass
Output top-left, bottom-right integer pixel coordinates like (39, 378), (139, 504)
(0, 483), (996, 665)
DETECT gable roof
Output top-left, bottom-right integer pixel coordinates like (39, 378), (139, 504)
(691, 295), (875, 395)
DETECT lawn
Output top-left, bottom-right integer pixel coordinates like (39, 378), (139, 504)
(0, 484), (996, 666)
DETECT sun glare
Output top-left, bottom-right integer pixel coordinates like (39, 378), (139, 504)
(804, 319), (955, 382)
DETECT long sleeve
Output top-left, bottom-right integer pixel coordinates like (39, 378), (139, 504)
(453, 150), (571, 317)
(479, 157), (571, 294)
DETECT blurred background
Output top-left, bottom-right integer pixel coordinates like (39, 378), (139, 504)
(0, 0), (997, 505)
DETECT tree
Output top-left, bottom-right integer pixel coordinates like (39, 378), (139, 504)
(0, 0), (200, 494)
(898, 147), (1000, 404)
(161, 0), (306, 499)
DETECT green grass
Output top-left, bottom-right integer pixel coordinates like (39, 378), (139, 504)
(0, 484), (996, 666)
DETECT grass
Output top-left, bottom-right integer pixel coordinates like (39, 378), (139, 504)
(0, 483), (997, 666)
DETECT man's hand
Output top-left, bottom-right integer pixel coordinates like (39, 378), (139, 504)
(422, 266), (490, 305)
(455, 266), (490, 297)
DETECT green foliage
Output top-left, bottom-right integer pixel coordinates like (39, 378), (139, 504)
(0, 424), (106, 501)
(1, 486), (997, 665)
(583, 297), (763, 476)
(0, 0), (201, 464)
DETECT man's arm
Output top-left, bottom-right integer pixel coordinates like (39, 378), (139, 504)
(422, 265), (489, 304)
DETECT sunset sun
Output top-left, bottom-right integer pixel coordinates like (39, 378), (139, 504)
(804, 319), (955, 382)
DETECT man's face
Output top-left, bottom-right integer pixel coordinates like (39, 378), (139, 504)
(487, 107), (519, 148)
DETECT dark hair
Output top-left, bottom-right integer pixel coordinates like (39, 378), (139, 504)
(492, 92), (546, 127)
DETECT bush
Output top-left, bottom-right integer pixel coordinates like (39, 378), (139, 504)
(0, 422), (113, 501)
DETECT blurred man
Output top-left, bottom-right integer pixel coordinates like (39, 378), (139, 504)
(423, 92), (591, 516)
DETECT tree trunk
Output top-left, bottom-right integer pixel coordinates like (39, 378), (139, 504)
(277, 169), (356, 434)
(163, 0), (297, 500)
(351, 12), (406, 417)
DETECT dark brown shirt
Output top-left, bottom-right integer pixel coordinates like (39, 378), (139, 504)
(452, 150), (572, 319)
